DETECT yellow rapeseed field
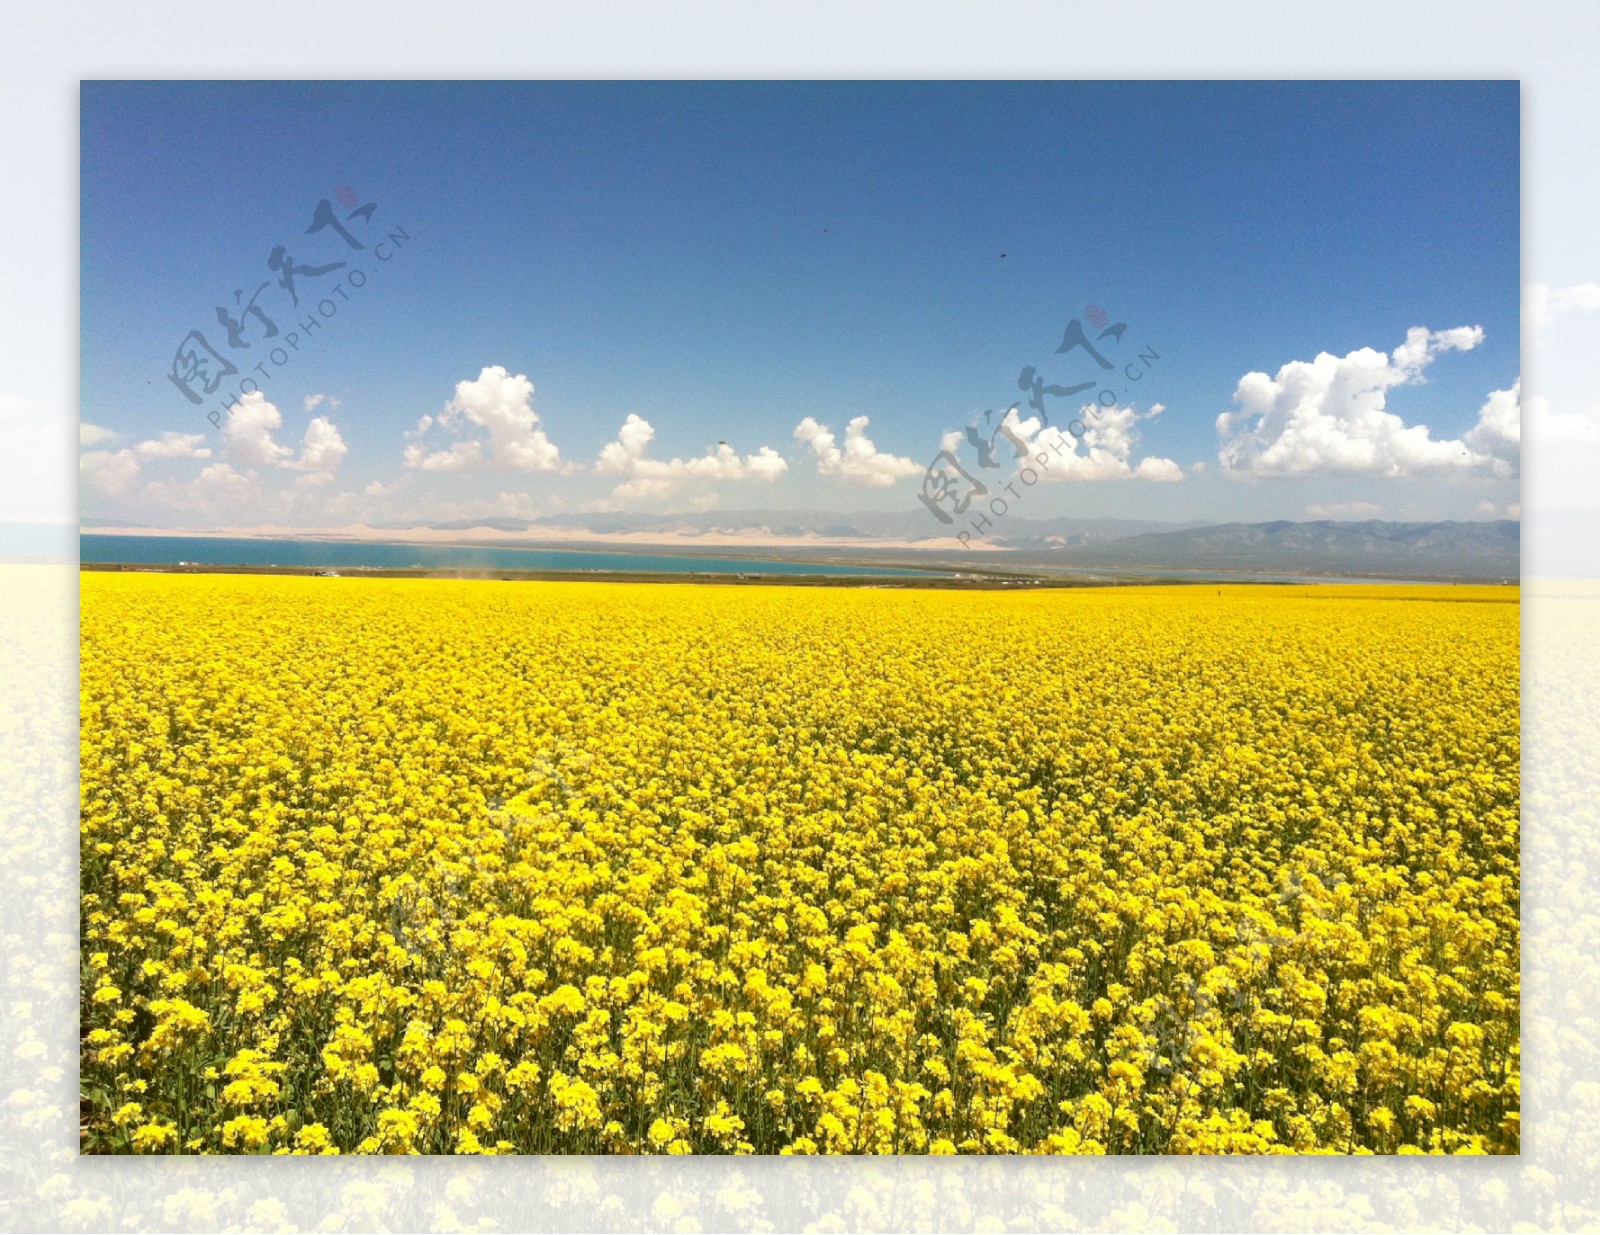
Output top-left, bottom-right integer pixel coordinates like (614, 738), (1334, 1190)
(79, 573), (1519, 1155)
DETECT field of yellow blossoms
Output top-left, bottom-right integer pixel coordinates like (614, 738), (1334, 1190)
(79, 573), (1518, 1155)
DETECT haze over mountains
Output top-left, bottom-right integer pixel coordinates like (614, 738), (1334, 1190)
(1032, 518), (1519, 580)
(402, 510), (1519, 576)
(407, 509), (1210, 547)
(79, 511), (1520, 581)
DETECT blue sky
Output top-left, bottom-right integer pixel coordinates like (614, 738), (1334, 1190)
(80, 80), (1521, 531)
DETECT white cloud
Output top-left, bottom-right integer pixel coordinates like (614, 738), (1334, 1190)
(1525, 282), (1600, 339)
(291, 416), (348, 483)
(1476, 499), (1521, 519)
(80, 428), (213, 498)
(133, 431), (211, 460)
(596, 414), (656, 474)
(1389, 324), (1484, 373)
(1216, 326), (1510, 477)
(85, 394), (345, 511)
(192, 462), (256, 500)
(220, 391), (346, 483)
(1526, 391), (1600, 446)
(139, 461), (265, 516)
(79, 448), (142, 497)
(0, 392), (74, 522)
(403, 366), (566, 473)
(613, 476), (675, 501)
(80, 422), (117, 448)
(405, 434), (483, 472)
(1305, 501), (1383, 520)
(303, 393), (342, 413)
(981, 403), (1183, 483)
(224, 391), (295, 467)
(427, 490), (550, 522)
(595, 413), (788, 502)
(1522, 391), (1600, 512)
(793, 415), (922, 487)
(1133, 456), (1184, 481)
(1463, 381), (1520, 479)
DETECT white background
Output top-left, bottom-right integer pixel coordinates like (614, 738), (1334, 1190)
(3, 2), (1594, 1230)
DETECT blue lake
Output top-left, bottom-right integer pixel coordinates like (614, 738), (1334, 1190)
(79, 534), (939, 577)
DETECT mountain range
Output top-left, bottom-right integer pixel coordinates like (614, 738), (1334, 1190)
(76, 512), (1522, 581)
(387, 512), (1520, 580)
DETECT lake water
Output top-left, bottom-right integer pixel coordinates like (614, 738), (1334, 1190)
(79, 534), (938, 577)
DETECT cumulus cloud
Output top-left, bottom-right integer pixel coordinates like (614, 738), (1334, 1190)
(1525, 282), (1600, 339)
(793, 416), (922, 487)
(1133, 456), (1185, 481)
(594, 413), (788, 502)
(1522, 390), (1600, 511)
(972, 404), (1183, 483)
(79, 448), (143, 497)
(224, 391), (295, 467)
(1519, 285), (1600, 508)
(221, 391), (347, 481)
(1463, 380), (1520, 479)
(425, 490), (552, 523)
(1389, 325), (1484, 372)
(290, 416), (348, 484)
(133, 432), (211, 460)
(303, 393), (342, 413)
(1216, 326), (1514, 477)
(1526, 391), (1600, 446)
(404, 366), (566, 473)
(192, 462), (255, 499)
(83, 393), (347, 507)
(139, 461), (264, 516)
(80, 428), (213, 497)
(1305, 501), (1384, 520)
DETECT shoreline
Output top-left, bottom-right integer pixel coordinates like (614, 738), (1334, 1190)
(79, 561), (1110, 589)
(78, 530), (1514, 587)
(77, 561), (1517, 592)
(79, 523), (998, 555)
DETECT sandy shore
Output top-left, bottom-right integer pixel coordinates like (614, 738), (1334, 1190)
(80, 522), (1000, 554)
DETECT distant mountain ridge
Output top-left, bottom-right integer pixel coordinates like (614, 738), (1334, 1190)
(81, 513), (1522, 581)
(398, 512), (1518, 578)
(1047, 519), (1519, 580)
(398, 509), (1212, 545)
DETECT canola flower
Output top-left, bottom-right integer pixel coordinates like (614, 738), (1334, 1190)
(79, 574), (1519, 1154)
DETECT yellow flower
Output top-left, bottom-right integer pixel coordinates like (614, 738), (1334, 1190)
(78, 575), (1520, 1156)
(221, 1116), (270, 1150)
(130, 1121), (178, 1152)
